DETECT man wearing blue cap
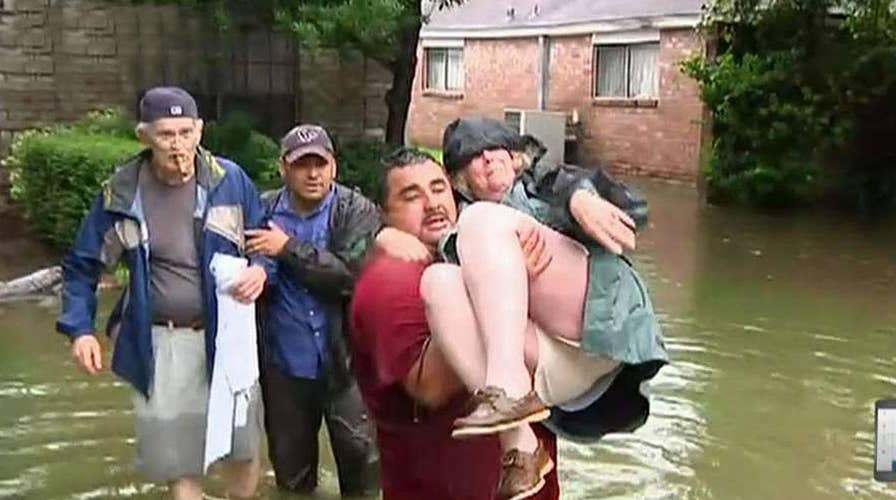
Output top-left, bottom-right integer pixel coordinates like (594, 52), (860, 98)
(57, 86), (271, 499)
(245, 124), (381, 496)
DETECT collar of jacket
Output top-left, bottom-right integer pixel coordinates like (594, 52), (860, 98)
(101, 146), (226, 216)
(261, 183), (351, 214)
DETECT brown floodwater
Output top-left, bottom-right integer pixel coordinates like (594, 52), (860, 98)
(1, 179), (895, 499)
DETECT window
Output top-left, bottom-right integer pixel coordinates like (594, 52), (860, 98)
(425, 47), (464, 92)
(594, 42), (659, 99)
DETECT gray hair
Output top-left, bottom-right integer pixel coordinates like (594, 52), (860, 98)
(135, 118), (202, 140)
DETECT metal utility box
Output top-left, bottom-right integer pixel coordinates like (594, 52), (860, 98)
(503, 109), (567, 166)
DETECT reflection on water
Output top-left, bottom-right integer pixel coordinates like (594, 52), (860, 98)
(1, 179), (895, 499)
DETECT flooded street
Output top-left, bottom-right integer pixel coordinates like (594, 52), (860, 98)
(1, 179), (895, 499)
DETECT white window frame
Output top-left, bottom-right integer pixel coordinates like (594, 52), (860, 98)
(592, 30), (660, 99)
(422, 41), (464, 92)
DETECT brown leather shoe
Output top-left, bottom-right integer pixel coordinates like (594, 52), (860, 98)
(497, 442), (554, 500)
(451, 386), (550, 438)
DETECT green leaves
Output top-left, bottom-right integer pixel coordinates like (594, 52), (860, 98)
(280, 0), (406, 64)
(202, 111), (280, 189)
(335, 140), (393, 200)
(689, 0), (896, 212)
(7, 125), (141, 247)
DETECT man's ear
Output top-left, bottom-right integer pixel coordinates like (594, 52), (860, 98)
(278, 159), (287, 179)
(135, 123), (150, 145)
(194, 119), (204, 137)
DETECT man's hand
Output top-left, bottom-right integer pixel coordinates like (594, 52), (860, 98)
(518, 225), (552, 279)
(71, 335), (103, 375)
(569, 189), (637, 255)
(246, 221), (290, 257)
(229, 264), (267, 304)
(374, 227), (433, 263)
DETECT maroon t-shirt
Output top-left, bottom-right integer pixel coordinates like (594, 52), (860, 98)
(350, 255), (559, 500)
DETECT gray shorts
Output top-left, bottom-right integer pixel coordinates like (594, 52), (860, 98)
(132, 325), (263, 482)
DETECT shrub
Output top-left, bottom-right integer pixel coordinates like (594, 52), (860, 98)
(202, 111), (280, 189)
(70, 107), (136, 139)
(684, 51), (834, 207)
(335, 140), (393, 201)
(686, 0), (896, 214)
(7, 129), (141, 247)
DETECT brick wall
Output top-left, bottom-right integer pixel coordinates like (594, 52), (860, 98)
(0, 0), (391, 157)
(407, 37), (539, 147)
(407, 29), (705, 182)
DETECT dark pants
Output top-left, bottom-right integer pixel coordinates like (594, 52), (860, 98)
(260, 363), (380, 496)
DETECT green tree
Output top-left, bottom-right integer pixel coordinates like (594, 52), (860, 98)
(123, 0), (464, 145)
(684, 0), (896, 213)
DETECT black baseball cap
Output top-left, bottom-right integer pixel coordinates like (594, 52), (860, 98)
(139, 86), (199, 123)
(280, 124), (335, 163)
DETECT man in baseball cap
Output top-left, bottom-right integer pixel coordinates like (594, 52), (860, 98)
(59, 85), (272, 500)
(246, 124), (381, 496)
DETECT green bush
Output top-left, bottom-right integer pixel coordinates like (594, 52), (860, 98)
(684, 51), (834, 207)
(335, 140), (393, 201)
(70, 107), (136, 139)
(686, 0), (896, 214)
(7, 129), (141, 247)
(202, 111), (280, 189)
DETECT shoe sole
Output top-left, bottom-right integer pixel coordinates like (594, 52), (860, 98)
(451, 408), (552, 439)
(504, 457), (555, 500)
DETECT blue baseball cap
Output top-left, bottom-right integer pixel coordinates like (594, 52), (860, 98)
(139, 86), (199, 123)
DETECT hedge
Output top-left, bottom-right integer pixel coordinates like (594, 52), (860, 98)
(7, 129), (141, 246)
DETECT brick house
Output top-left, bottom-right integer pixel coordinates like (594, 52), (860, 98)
(407, 0), (708, 182)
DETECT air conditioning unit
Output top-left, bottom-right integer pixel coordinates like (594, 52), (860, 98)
(503, 109), (567, 166)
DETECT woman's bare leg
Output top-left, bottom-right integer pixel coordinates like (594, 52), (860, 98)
(454, 203), (530, 399)
(454, 202), (590, 403)
(420, 263), (540, 453)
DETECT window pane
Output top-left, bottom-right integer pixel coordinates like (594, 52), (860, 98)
(427, 49), (447, 90)
(629, 43), (659, 98)
(596, 46), (627, 97)
(446, 48), (464, 90)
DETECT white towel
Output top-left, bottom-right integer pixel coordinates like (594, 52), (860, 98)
(203, 253), (260, 471)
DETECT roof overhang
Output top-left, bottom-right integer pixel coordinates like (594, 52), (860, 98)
(420, 13), (701, 39)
